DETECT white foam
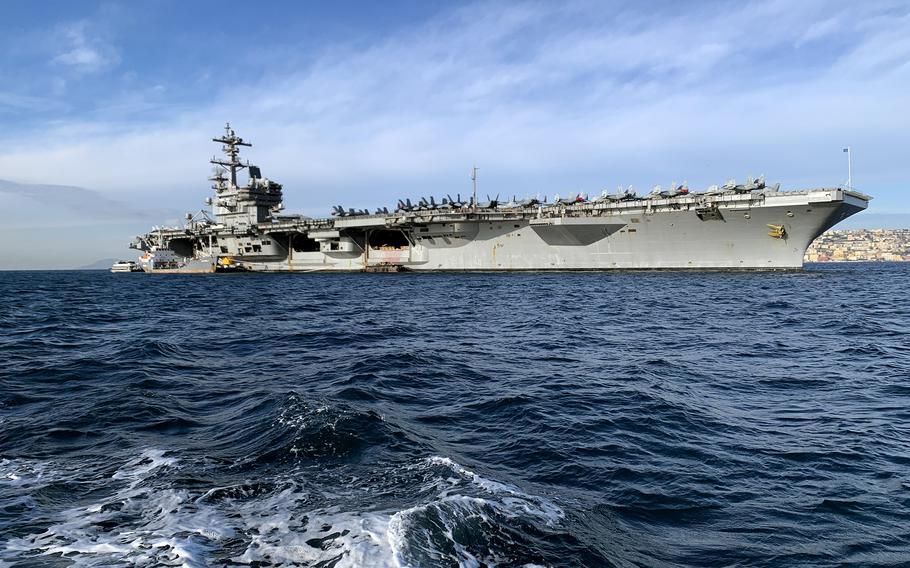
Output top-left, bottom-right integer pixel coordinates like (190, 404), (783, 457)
(387, 457), (564, 568)
(424, 455), (564, 525)
(388, 496), (494, 567)
(4, 452), (561, 568)
(0, 458), (56, 488)
(111, 448), (176, 487)
(234, 509), (395, 568)
(3, 449), (217, 567)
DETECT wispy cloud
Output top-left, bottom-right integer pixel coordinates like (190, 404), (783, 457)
(0, 0), (908, 221)
(0, 178), (180, 223)
(0, 92), (64, 113)
(51, 20), (118, 74)
(796, 16), (843, 47)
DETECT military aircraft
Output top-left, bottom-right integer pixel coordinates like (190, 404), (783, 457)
(513, 194), (547, 207)
(477, 194), (501, 209)
(647, 181), (687, 199)
(396, 198), (415, 212)
(593, 189), (611, 202)
(619, 185), (637, 200)
(705, 184), (724, 195)
(499, 196), (519, 208)
(599, 185), (637, 201)
(723, 175), (768, 193)
(331, 205), (371, 216)
(417, 196), (443, 210)
(553, 193), (586, 205)
(445, 193), (471, 208)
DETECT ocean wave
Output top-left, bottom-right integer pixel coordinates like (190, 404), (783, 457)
(3, 266), (910, 565)
(1, 451), (566, 567)
(231, 393), (409, 467)
(389, 456), (565, 567)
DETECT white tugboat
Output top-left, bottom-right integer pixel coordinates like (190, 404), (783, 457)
(110, 260), (143, 273)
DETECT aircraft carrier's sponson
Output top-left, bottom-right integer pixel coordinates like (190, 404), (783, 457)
(130, 125), (871, 272)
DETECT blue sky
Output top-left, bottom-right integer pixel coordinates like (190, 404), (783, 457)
(1, 0), (908, 268)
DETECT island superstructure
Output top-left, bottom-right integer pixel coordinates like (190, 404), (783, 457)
(130, 124), (871, 272)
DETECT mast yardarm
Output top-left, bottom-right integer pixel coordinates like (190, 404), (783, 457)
(209, 122), (252, 190)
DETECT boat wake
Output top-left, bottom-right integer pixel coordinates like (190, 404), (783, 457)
(3, 448), (565, 567)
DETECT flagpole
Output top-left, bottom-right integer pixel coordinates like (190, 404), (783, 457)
(471, 166), (478, 212)
(844, 146), (852, 189)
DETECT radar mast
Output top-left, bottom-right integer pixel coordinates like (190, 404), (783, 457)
(210, 122), (252, 190)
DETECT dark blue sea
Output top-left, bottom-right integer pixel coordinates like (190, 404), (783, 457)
(1, 264), (909, 567)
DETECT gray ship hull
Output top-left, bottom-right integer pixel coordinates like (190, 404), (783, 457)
(236, 189), (867, 272)
(129, 126), (871, 273)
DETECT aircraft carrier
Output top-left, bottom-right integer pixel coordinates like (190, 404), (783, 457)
(130, 124), (871, 273)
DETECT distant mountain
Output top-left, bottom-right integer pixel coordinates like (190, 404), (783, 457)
(75, 258), (120, 270)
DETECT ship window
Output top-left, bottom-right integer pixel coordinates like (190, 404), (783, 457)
(252, 245), (262, 252)
(262, 240), (271, 245)
(330, 242), (339, 251)
(220, 246), (228, 253)
(244, 246), (252, 252)
(631, 218), (640, 223)
(628, 228), (637, 233)
(419, 227), (429, 233)
(514, 224), (520, 228)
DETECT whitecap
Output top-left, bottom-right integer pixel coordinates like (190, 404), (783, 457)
(3, 452), (560, 568)
(388, 456), (564, 568)
(0, 457), (56, 488)
(424, 455), (564, 525)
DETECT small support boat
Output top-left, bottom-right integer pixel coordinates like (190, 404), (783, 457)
(110, 260), (143, 273)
